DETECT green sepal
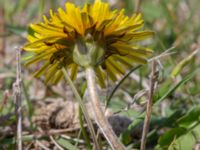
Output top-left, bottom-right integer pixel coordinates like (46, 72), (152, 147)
(73, 38), (104, 68)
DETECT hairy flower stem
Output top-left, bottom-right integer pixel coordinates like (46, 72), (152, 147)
(85, 67), (125, 150)
(62, 67), (101, 150)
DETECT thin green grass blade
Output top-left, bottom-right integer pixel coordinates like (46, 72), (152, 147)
(21, 80), (34, 127)
(79, 82), (92, 150)
(106, 65), (142, 107)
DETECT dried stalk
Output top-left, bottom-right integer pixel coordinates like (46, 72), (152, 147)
(0, 7), (5, 56)
(50, 136), (64, 150)
(36, 140), (50, 150)
(85, 67), (125, 150)
(0, 7), (5, 67)
(13, 48), (22, 150)
(135, 0), (143, 13)
(140, 60), (157, 150)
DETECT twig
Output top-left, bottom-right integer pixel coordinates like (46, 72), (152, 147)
(22, 127), (87, 138)
(148, 46), (176, 62)
(41, 127), (85, 135)
(50, 136), (64, 150)
(135, 0), (143, 13)
(140, 60), (157, 150)
(13, 48), (22, 150)
(61, 135), (86, 144)
(36, 140), (50, 150)
(25, 141), (34, 150)
(85, 67), (125, 150)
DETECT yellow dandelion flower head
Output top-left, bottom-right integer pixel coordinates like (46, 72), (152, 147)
(23, 0), (154, 87)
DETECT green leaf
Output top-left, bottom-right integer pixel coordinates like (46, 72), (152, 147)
(108, 98), (127, 113)
(177, 105), (200, 128)
(171, 50), (198, 78)
(154, 69), (199, 105)
(158, 127), (187, 147)
(175, 133), (196, 150)
(56, 137), (77, 150)
(121, 132), (132, 145)
(7, 25), (26, 36)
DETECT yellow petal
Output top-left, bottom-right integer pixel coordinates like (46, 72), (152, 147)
(111, 42), (152, 57)
(124, 31), (154, 41)
(25, 51), (55, 66)
(113, 55), (133, 69)
(95, 67), (106, 88)
(107, 57), (125, 75)
(34, 61), (49, 78)
(51, 70), (63, 84)
(70, 63), (78, 80)
(105, 60), (119, 81)
(45, 62), (59, 83)
(24, 37), (61, 51)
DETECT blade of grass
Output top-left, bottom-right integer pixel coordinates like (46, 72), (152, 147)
(56, 137), (77, 150)
(79, 82), (92, 150)
(12, 0), (27, 13)
(170, 49), (199, 78)
(38, 0), (45, 21)
(21, 80), (34, 127)
(106, 65), (142, 108)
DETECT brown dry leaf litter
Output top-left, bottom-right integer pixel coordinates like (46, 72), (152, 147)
(33, 100), (141, 138)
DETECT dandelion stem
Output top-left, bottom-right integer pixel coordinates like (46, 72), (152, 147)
(85, 67), (125, 150)
(140, 60), (157, 150)
(61, 67), (101, 150)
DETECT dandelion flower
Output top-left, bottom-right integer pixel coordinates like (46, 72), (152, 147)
(23, 0), (153, 87)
